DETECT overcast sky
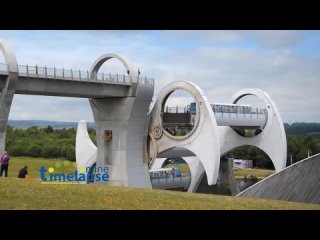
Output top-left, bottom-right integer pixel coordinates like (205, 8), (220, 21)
(0, 30), (319, 124)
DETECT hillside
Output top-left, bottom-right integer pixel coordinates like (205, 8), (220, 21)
(284, 122), (320, 139)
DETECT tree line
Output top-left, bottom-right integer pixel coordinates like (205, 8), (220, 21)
(284, 122), (320, 139)
(5, 125), (320, 167)
(5, 125), (96, 161)
(227, 135), (320, 169)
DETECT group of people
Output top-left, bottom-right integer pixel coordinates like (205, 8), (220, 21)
(0, 151), (28, 178)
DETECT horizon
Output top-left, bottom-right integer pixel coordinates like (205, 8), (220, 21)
(7, 119), (320, 125)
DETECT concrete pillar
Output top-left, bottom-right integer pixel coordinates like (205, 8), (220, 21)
(0, 89), (15, 152)
(89, 53), (154, 188)
(90, 83), (153, 188)
(196, 158), (240, 196)
(0, 38), (18, 154)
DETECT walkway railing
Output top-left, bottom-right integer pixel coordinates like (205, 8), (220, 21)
(212, 107), (267, 120)
(164, 104), (267, 119)
(0, 62), (154, 85)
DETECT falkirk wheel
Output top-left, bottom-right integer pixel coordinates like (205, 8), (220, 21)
(0, 38), (287, 194)
(75, 57), (287, 194)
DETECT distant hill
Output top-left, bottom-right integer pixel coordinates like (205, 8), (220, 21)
(8, 120), (96, 129)
(284, 122), (320, 139)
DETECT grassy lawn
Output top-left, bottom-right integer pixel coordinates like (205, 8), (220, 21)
(0, 177), (319, 210)
(234, 168), (275, 180)
(3, 157), (76, 179)
(0, 157), (319, 210)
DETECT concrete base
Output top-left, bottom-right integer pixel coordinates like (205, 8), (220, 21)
(196, 158), (240, 196)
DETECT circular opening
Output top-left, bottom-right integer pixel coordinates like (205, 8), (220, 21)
(231, 95), (268, 137)
(163, 158), (191, 176)
(225, 145), (275, 191)
(161, 89), (198, 139)
(96, 58), (130, 82)
(149, 156), (192, 192)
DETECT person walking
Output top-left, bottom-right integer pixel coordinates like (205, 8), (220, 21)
(0, 151), (11, 177)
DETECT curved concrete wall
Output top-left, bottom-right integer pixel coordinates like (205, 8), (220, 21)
(237, 153), (320, 204)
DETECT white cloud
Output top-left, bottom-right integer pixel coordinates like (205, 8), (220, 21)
(9, 95), (94, 122)
(151, 47), (320, 123)
(254, 30), (302, 48)
(1, 30), (319, 124)
(163, 30), (247, 43)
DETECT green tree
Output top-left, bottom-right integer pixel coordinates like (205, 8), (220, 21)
(44, 125), (54, 134)
(41, 144), (60, 158)
(66, 146), (76, 161)
(26, 144), (42, 157)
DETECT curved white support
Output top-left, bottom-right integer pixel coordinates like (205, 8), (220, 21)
(76, 120), (97, 181)
(149, 157), (166, 169)
(184, 157), (205, 192)
(0, 38), (18, 73)
(0, 38), (18, 153)
(220, 88), (287, 172)
(149, 81), (220, 185)
(89, 53), (138, 82)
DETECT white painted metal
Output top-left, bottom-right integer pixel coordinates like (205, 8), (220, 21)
(75, 83), (286, 190)
(76, 120), (97, 182)
(148, 81), (221, 185)
(0, 38), (18, 153)
(220, 88), (287, 172)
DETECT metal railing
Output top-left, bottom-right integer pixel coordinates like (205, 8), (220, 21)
(164, 106), (189, 113)
(212, 106), (267, 119)
(0, 62), (8, 72)
(0, 62), (154, 85)
(164, 103), (267, 119)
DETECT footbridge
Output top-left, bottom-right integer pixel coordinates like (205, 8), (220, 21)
(0, 60), (153, 98)
(0, 38), (154, 188)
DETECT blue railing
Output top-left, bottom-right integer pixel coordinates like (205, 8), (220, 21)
(0, 62), (154, 85)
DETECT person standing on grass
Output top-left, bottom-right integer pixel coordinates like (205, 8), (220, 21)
(0, 151), (11, 177)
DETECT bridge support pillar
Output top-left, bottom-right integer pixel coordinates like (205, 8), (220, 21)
(90, 84), (153, 188)
(0, 89), (15, 153)
(196, 158), (240, 195)
(0, 38), (18, 154)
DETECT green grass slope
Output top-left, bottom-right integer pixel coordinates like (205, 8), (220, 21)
(5, 157), (76, 179)
(1, 157), (319, 210)
(0, 178), (319, 210)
